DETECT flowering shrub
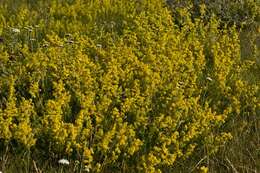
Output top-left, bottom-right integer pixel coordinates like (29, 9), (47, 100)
(0, 0), (258, 172)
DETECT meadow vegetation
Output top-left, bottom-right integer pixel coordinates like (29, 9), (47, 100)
(0, 0), (259, 172)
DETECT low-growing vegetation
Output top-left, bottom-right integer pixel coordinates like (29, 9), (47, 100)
(0, 0), (259, 172)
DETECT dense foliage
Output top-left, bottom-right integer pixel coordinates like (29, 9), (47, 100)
(0, 0), (259, 172)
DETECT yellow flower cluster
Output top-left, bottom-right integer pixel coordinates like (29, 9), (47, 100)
(0, 0), (258, 172)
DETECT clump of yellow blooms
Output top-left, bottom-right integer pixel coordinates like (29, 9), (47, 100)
(199, 166), (209, 173)
(0, 0), (258, 172)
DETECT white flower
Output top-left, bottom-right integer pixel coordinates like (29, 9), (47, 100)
(0, 171), (2, 173)
(11, 28), (20, 33)
(206, 77), (213, 81)
(58, 159), (70, 165)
